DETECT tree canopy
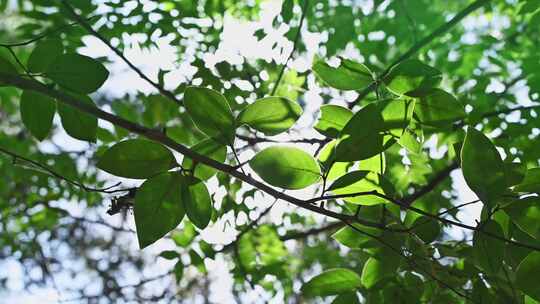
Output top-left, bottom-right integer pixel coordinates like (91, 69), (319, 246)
(1, 0), (540, 303)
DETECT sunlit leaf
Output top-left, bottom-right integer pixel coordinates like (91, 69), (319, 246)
(97, 139), (176, 179)
(314, 105), (353, 138)
(461, 128), (506, 206)
(249, 146), (320, 189)
(302, 268), (361, 297)
(183, 86), (235, 143)
(134, 172), (185, 248)
(313, 58), (374, 90)
(384, 59), (442, 96)
(182, 177), (212, 229)
(238, 97), (302, 135)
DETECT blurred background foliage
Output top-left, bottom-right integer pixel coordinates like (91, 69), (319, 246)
(1, 0), (540, 303)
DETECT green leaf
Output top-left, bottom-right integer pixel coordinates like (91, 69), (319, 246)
(335, 103), (386, 161)
(238, 97), (302, 135)
(249, 146), (320, 189)
(380, 98), (415, 136)
(516, 252), (540, 301)
(414, 89), (465, 126)
(332, 292), (360, 304)
(171, 222), (196, 247)
(20, 90), (56, 140)
(281, 0), (294, 22)
(46, 53), (109, 94)
(183, 86), (235, 143)
(504, 197), (540, 239)
(461, 128), (506, 205)
(134, 172), (185, 249)
(97, 139), (176, 179)
(332, 223), (382, 249)
(514, 168), (540, 193)
(182, 177), (212, 229)
(57, 94), (97, 142)
(398, 129), (422, 153)
(361, 257), (393, 289)
(314, 105), (353, 138)
(0, 56), (17, 86)
(410, 216), (440, 243)
(313, 58), (374, 90)
(182, 138), (226, 180)
(384, 59), (442, 96)
(473, 220), (505, 273)
(318, 140), (352, 181)
(327, 170), (369, 191)
(504, 162), (527, 187)
(301, 268), (361, 297)
(27, 39), (63, 73)
(329, 171), (391, 205)
(159, 250), (179, 260)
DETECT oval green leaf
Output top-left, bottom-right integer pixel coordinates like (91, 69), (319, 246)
(249, 146), (320, 190)
(414, 89), (465, 126)
(97, 139), (176, 179)
(301, 268), (361, 297)
(183, 86), (235, 143)
(361, 257), (392, 289)
(20, 90), (56, 140)
(27, 39), (64, 73)
(314, 105), (353, 138)
(238, 96), (302, 136)
(461, 128), (506, 205)
(134, 172), (185, 249)
(329, 171), (391, 205)
(384, 59), (442, 96)
(182, 177), (212, 229)
(313, 58), (374, 90)
(335, 103), (386, 162)
(57, 94), (97, 142)
(46, 53), (109, 94)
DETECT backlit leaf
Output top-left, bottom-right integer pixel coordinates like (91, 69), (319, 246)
(97, 139), (176, 179)
(134, 172), (185, 248)
(314, 105), (353, 138)
(183, 86), (235, 143)
(461, 128), (506, 206)
(313, 58), (374, 91)
(249, 146), (320, 189)
(302, 268), (361, 297)
(238, 97), (302, 135)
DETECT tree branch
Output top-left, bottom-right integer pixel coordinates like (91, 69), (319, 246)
(60, 0), (181, 104)
(0, 146), (128, 194)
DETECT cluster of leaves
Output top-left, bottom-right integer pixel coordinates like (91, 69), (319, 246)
(2, 0), (540, 303)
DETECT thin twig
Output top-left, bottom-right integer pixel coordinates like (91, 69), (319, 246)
(0, 146), (128, 194)
(271, 0), (309, 95)
(60, 1), (181, 104)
